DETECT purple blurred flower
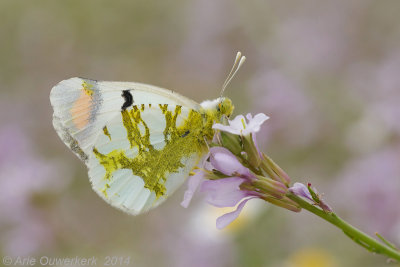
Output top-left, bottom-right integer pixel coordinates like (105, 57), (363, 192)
(0, 124), (70, 256)
(347, 53), (400, 137)
(249, 70), (318, 148)
(333, 147), (400, 238)
(213, 113), (269, 136)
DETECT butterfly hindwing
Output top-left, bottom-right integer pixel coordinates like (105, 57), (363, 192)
(50, 77), (206, 214)
(88, 104), (204, 214)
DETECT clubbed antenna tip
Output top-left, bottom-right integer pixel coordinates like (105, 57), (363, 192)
(220, 51), (246, 97)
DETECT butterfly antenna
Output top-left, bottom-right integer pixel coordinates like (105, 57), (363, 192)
(220, 51), (246, 98)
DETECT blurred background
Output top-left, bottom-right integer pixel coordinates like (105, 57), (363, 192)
(1, 1), (400, 266)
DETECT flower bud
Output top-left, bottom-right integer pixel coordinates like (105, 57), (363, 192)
(261, 153), (291, 186)
(261, 195), (302, 212)
(251, 176), (287, 199)
(220, 131), (242, 156)
(243, 133), (261, 168)
(209, 147), (252, 177)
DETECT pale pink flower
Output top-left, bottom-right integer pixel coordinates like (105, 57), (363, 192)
(209, 147), (252, 177)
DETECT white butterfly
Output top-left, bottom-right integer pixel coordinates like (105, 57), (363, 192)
(50, 52), (245, 215)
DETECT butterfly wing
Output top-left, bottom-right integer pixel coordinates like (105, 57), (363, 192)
(50, 77), (200, 160)
(50, 77), (206, 214)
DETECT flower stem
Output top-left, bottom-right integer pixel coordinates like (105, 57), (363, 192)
(287, 192), (400, 261)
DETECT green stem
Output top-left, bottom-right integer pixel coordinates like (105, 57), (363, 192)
(287, 193), (400, 261)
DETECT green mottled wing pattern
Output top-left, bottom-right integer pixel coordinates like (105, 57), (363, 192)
(88, 104), (208, 214)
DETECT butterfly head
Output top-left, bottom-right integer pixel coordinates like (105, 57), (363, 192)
(200, 97), (234, 122)
(217, 97), (234, 118)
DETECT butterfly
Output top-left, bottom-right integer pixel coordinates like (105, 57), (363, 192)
(50, 52), (245, 215)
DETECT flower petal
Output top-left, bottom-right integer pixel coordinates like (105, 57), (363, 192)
(180, 171), (205, 208)
(229, 114), (246, 130)
(319, 200), (333, 213)
(251, 132), (262, 157)
(244, 113), (269, 135)
(212, 123), (241, 135)
(200, 177), (248, 207)
(213, 114), (246, 135)
(216, 197), (255, 229)
(209, 147), (252, 177)
(288, 182), (313, 201)
(213, 113), (269, 137)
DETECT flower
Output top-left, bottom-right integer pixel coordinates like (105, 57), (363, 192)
(209, 147), (252, 177)
(213, 113), (269, 136)
(214, 113), (269, 168)
(289, 183), (332, 212)
(181, 113), (305, 229)
(289, 183), (313, 199)
(182, 146), (299, 229)
(201, 177), (251, 207)
(181, 147), (261, 229)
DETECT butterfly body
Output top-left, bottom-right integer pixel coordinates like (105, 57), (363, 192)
(50, 77), (234, 214)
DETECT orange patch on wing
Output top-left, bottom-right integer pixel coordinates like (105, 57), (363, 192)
(70, 91), (92, 130)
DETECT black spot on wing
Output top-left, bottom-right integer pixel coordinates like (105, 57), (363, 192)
(121, 90), (133, 110)
(181, 130), (190, 138)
